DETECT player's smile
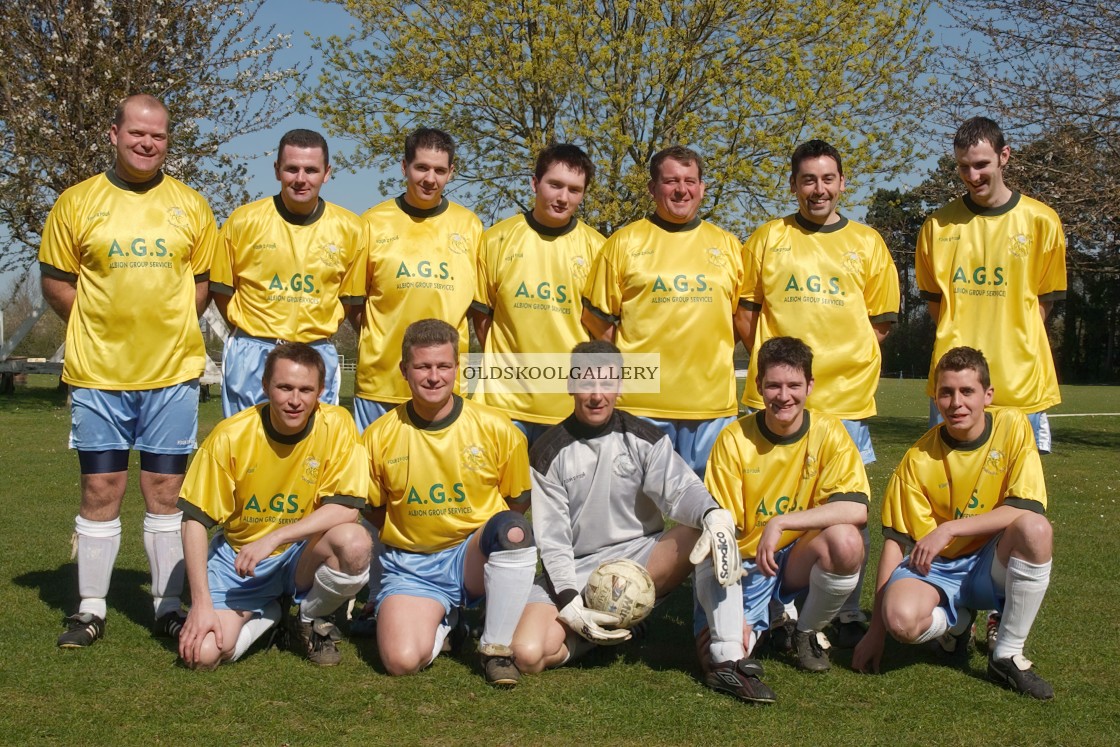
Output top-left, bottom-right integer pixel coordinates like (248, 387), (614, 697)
(759, 364), (813, 436)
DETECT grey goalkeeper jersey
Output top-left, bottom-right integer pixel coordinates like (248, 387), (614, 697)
(529, 410), (718, 600)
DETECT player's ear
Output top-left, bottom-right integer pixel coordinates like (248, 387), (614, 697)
(530, 176), (539, 195)
(998, 146), (1011, 169)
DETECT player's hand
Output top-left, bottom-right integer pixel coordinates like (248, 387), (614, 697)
(558, 597), (632, 645)
(909, 524), (954, 576)
(754, 517), (784, 577)
(852, 627), (885, 674)
(234, 535), (281, 577)
(689, 508), (744, 587)
(178, 605), (222, 666)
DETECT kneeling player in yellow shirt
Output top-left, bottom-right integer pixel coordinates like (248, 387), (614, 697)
(853, 347), (1055, 700)
(177, 343), (371, 669)
(362, 319), (538, 686)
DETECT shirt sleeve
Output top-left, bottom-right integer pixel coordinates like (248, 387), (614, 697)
(38, 193), (81, 278)
(178, 437), (238, 527)
(581, 238), (623, 324)
(641, 433), (718, 528)
(188, 196), (218, 279)
(865, 231), (901, 321)
(1035, 211), (1067, 300)
(209, 215), (236, 294)
(498, 423), (532, 503)
(361, 425), (388, 509)
(317, 414), (370, 508)
(530, 460), (580, 601)
(339, 219), (370, 304)
(915, 217), (940, 302)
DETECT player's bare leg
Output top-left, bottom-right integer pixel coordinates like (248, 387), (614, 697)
(510, 602), (570, 673)
(291, 523), (371, 666)
(377, 595), (449, 675)
(645, 525), (701, 594)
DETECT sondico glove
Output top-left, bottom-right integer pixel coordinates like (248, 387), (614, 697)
(689, 508), (743, 587)
(558, 597), (632, 645)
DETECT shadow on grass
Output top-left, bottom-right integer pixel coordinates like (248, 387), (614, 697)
(0, 382), (69, 412)
(14, 564), (172, 646)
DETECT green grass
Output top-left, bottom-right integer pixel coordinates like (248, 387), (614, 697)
(2, 376), (1119, 746)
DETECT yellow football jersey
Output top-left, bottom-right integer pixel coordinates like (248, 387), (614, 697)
(582, 216), (745, 418)
(178, 402), (369, 554)
(473, 212), (605, 423)
(355, 197), (481, 403)
(882, 407), (1047, 559)
(741, 214), (899, 419)
(705, 410), (869, 558)
(916, 192), (1066, 411)
(363, 396), (531, 553)
(210, 196), (367, 341)
(38, 171), (216, 389)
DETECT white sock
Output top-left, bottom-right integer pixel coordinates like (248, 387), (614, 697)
(913, 605), (948, 644)
(695, 562), (746, 664)
(143, 511), (185, 618)
(837, 524), (871, 622)
(992, 557), (1051, 661)
(231, 601), (282, 662)
(479, 547), (537, 648)
(300, 564), (369, 622)
(948, 606), (973, 636)
(75, 515), (121, 619)
(798, 565), (859, 633)
(429, 620), (452, 666)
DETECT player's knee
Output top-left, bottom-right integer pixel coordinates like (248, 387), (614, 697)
(479, 510), (534, 555)
(510, 637), (547, 674)
(184, 639), (225, 672)
(380, 644), (429, 676)
(882, 604), (924, 644)
(328, 522), (373, 573)
(827, 525), (865, 573)
(1009, 513), (1053, 558)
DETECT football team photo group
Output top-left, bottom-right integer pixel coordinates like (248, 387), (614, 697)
(37, 92), (1066, 709)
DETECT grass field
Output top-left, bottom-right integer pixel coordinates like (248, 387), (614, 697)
(1, 376), (1119, 746)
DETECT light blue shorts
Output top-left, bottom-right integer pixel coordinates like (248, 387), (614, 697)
(376, 539), (480, 615)
(206, 534), (307, 613)
(353, 397), (398, 432)
(643, 415), (736, 477)
(69, 381), (199, 454)
(222, 332), (340, 417)
(513, 420), (554, 448)
(928, 400), (1050, 455)
(884, 535), (1002, 628)
(842, 419), (876, 465)
(693, 543), (800, 636)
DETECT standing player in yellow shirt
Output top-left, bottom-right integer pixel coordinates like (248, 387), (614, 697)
(470, 144), (605, 444)
(39, 94), (217, 648)
(362, 320), (538, 686)
(210, 129), (368, 417)
(917, 117), (1066, 452)
(853, 348), (1055, 699)
(351, 128), (481, 431)
(738, 140), (900, 648)
(177, 343), (371, 669)
(582, 146), (751, 475)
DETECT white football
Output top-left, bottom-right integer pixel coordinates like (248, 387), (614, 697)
(583, 558), (656, 629)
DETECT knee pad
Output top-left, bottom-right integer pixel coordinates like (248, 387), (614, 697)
(77, 449), (130, 474)
(479, 510), (534, 554)
(139, 451), (189, 475)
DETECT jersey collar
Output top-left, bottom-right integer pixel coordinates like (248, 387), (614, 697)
(525, 210), (579, 238)
(793, 212), (849, 234)
(105, 169), (164, 192)
(647, 212), (702, 233)
(939, 411), (993, 452)
(963, 191), (1021, 217)
(273, 195), (326, 225)
(562, 410), (621, 440)
(260, 404), (316, 444)
(397, 194), (450, 219)
(756, 409), (811, 445)
(406, 394), (464, 430)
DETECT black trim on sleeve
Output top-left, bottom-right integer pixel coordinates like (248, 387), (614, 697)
(273, 194), (326, 225)
(740, 299), (762, 311)
(794, 212), (849, 234)
(470, 300), (493, 317)
(396, 195), (450, 219)
(340, 295), (365, 306)
(828, 491), (869, 506)
(39, 262), (77, 283)
(177, 498), (218, 529)
(647, 212), (702, 233)
(918, 289), (943, 303)
(1038, 290), (1066, 304)
(524, 210), (578, 238)
(322, 494), (367, 510)
(882, 526), (915, 552)
(869, 312), (898, 324)
(581, 298), (620, 326)
(193, 271), (210, 283)
(209, 281), (234, 296)
(507, 490), (531, 507)
(1004, 497), (1046, 515)
(554, 587), (579, 610)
